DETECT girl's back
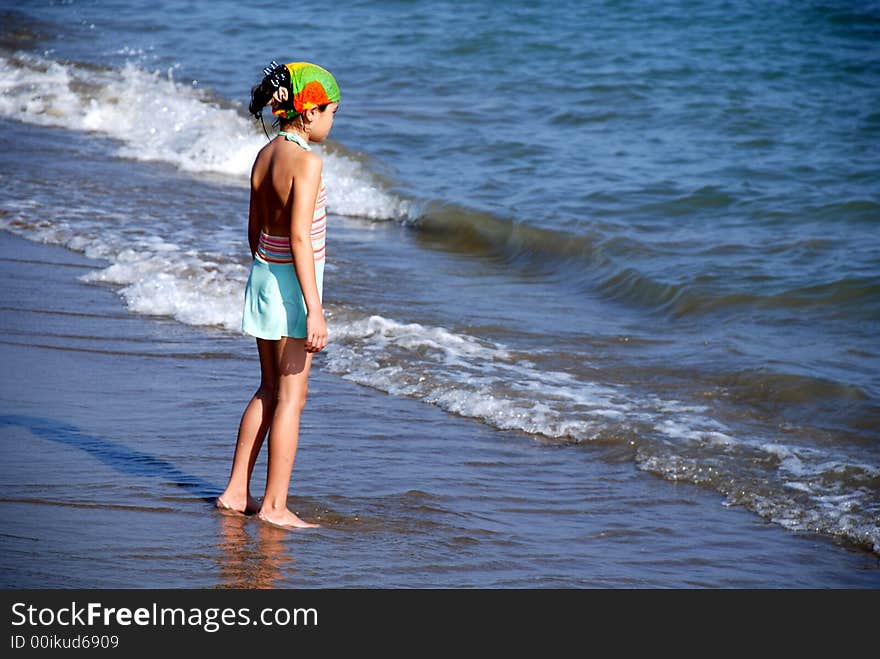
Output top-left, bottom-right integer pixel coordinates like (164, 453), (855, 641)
(250, 139), (314, 238)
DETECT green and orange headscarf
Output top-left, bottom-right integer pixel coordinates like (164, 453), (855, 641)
(272, 62), (340, 120)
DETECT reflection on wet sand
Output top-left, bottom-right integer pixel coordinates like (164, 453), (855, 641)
(215, 513), (294, 589)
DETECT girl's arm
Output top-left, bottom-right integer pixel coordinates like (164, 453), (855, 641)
(289, 152), (327, 352)
(247, 168), (260, 258)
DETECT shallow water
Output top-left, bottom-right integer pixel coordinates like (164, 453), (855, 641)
(1, 232), (878, 588)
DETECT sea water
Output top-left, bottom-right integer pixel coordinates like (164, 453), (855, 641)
(1, 1), (877, 556)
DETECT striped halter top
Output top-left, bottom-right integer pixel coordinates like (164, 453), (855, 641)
(256, 130), (327, 265)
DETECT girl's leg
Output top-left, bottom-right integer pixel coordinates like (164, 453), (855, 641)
(217, 338), (278, 514)
(257, 337), (318, 528)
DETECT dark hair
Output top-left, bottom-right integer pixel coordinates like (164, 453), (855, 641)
(248, 61), (292, 117)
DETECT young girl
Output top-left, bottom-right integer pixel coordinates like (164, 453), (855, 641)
(216, 61), (340, 528)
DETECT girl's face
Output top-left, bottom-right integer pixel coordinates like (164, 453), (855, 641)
(308, 102), (339, 143)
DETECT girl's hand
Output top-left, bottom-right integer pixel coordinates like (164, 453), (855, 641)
(305, 311), (327, 353)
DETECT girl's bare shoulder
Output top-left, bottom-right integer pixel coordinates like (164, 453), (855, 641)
(251, 139), (277, 173)
(251, 139), (321, 185)
(290, 148), (322, 177)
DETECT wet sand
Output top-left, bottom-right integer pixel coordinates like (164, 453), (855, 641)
(1, 230), (877, 588)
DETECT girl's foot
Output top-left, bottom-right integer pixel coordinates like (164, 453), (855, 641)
(215, 493), (260, 515)
(256, 508), (320, 529)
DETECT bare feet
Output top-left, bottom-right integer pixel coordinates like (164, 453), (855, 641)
(215, 493), (261, 515)
(256, 508), (320, 529)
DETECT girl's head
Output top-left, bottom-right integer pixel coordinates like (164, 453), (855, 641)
(249, 61), (340, 142)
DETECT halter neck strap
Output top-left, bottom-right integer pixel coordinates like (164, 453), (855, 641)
(277, 130), (312, 150)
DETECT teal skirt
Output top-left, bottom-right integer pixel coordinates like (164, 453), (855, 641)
(241, 255), (324, 340)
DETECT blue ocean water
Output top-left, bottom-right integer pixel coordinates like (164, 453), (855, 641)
(1, 0), (878, 554)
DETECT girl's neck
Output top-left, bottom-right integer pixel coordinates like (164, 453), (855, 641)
(278, 124), (309, 142)
(277, 129), (312, 150)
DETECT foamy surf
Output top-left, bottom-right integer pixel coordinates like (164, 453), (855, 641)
(324, 311), (879, 553)
(0, 52), (411, 221)
(325, 313), (638, 439)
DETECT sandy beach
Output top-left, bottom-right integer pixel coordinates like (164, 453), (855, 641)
(1, 230), (877, 588)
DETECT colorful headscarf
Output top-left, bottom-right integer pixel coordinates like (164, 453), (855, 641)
(272, 62), (340, 120)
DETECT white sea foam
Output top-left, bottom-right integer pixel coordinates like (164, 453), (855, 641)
(639, 434), (880, 554)
(0, 208), (249, 330)
(654, 417), (737, 447)
(0, 52), (411, 221)
(83, 256), (247, 330)
(323, 312), (655, 442)
(733, 487), (879, 555)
